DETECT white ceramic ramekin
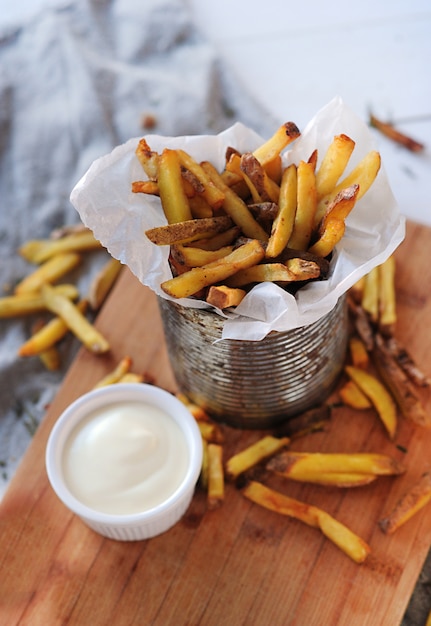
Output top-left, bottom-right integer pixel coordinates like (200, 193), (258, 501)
(45, 383), (203, 541)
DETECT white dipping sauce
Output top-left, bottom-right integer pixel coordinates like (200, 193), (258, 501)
(62, 401), (189, 516)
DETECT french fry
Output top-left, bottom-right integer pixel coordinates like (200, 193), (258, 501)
(188, 195), (214, 219)
(176, 149), (225, 210)
(131, 180), (159, 195)
(349, 336), (370, 369)
(372, 334), (430, 427)
(171, 244), (235, 268)
(225, 435), (290, 481)
(87, 257), (123, 310)
(225, 260), (319, 288)
(207, 443), (224, 509)
(200, 161), (269, 242)
(252, 122), (301, 171)
(93, 356), (133, 388)
(266, 451), (405, 485)
(345, 365), (397, 438)
(190, 226), (241, 251)
(199, 437), (209, 489)
(206, 285), (246, 309)
(384, 335), (430, 388)
(242, 480), (370, 563)
(18, 230), (102, 264)
(348, 298), (375, 351)
(161, 239), (265, 299)
(117, 373), (145, 384)
(379, 471), (431, 534)
(240, 153), (280, 203)
(14, 252), (81, 295)
(197, 421), (225, 444)
(157, 148), (192, 224)
(146, 216), (233, 246)
(317, 184), (359, 234)
(377, 255), (397, 335)
(307, 218), (345, 258)
(315, 150), (381, 225)
(18, 299), (88, 356)
(31, 320), (61, 371)
(315, 134), (356, 201)
(0, 284), (79, 318)
(41, 284), (110, 354)
(288, 161), (317, 250)
(339, 380), (372, 410)
(265, 164), (297, 258)
(369, 113), (425, 153)
(135, 137), (160, 179)
(361, 266), (379, 323)
(274, 404), (331, 439)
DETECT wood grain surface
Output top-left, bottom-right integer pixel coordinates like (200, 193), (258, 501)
(0, 221), (430, 626)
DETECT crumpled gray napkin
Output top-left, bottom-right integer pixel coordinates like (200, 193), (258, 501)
(0, 0), (277, 496)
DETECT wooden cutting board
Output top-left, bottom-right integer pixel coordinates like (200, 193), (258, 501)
(1, 221), (430, 626)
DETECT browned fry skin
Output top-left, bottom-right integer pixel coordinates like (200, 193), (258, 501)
(347, 297), (375, 351)
(379, 471), (431, 534)
(373, 334), (430, 427)
(273, 404), (331, 439)
(385, 336), (430, 388)
(369, 113), (425, 153)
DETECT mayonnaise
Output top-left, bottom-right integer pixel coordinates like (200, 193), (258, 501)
(62, 400), (189, 515)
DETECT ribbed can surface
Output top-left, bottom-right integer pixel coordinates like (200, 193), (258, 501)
(158, 296), (348, 429)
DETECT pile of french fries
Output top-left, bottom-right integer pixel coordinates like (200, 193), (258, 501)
(133, 125), (381, 308)
(0, 226), (123, 369)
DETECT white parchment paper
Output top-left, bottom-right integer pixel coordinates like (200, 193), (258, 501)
(71, 96), (405, 340)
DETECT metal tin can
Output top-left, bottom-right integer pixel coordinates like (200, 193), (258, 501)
(158, 296), (348, 429)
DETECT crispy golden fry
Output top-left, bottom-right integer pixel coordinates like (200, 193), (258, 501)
(226, 152), (262, 203)
(307, 148), (318, 172)
(176, 149), (225, 210)
(135, 137), (160, 180)
(361, 266), (379, 323)
(157, 148), (192, 224)
(41, 284), (110, 354)
(171, 244), (234, 268)
(267, 451), (405, 484)
(117, 373), (145, 383)
(188, 195), (214, 219)
(373, 334), (430, 427)
(190, 226), (241, 251)
(93, 356), (133, 388)
(207, 443), (224, 509)
(315, 150), (381, 225)
(18, 299), (88, 356)
(369, 113), (425, 153)
(31, 321), (61, 371)
(200, 161), (269, 242)
(0, 284), (79, 318)
(206, 285), (246, 309)
(252, 122), (301, 170)
(225, 261), (317, 288)
(242, 480), (370, 563)
(265, 164), (297, 258)
(349, 336), (370, 369)
(240, 153), (280, 203)
(288, 161), (317, 250)
(379, 471), (431, 534)
(87, 257), (122, 310)
(308, 218), (345, 258)
(318, 184), (359, 234)
(14, 252), (81, 295)
(225, 435), (290, 481)
(315, 134), (356, 202)
(18, 230), (102, 265)
(385, 335), (430, 388)
(285, 257), (321, 280)
(131, 180), (159, 195)
(146, 216), (233, 246)
(378, 255), (397, 335)
(161, 239), (265, 299)
(345, 365), (397, 439)
(339, 380), (372, 410)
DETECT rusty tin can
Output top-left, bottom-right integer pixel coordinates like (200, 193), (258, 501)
(158, 296), (348, 429)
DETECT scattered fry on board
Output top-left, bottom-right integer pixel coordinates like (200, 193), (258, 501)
(379, 471), (431, 534)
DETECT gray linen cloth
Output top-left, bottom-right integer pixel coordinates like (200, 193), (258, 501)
(0, 0), (276, 496)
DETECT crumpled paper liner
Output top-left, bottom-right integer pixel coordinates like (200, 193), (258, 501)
(71, 96), (405, 341)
